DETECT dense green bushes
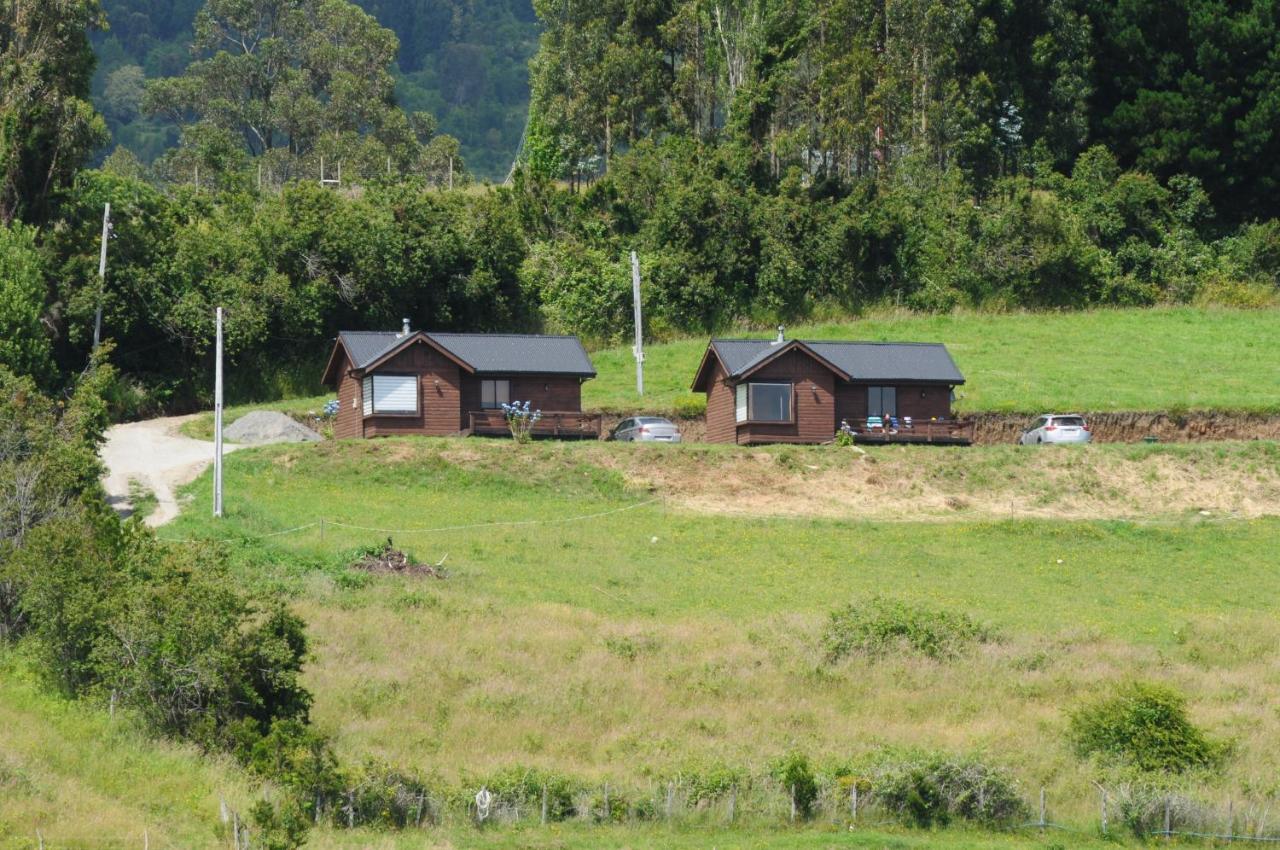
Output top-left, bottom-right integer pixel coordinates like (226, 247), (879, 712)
(1068, 682), (1227, 774)
(865, 751), (1027, 828)
(823, 596), (995, 662)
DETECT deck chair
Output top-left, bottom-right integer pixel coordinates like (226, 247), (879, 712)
(866, 416), (884, 431)
(903, 416), (914, 430)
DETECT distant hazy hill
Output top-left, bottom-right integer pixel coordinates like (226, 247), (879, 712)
(90, 0), (537, 180)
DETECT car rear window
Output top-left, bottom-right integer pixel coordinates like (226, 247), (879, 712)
(639, 417), (671, 425)
(1053, 416), (1085, 427)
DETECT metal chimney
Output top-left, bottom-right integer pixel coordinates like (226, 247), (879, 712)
(400, 317), (411, 337)
(774, 324), (785, 344)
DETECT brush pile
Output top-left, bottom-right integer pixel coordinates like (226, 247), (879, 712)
(352, 538), (447, 578)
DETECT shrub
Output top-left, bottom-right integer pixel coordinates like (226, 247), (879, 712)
(1068, 682), (1227, 773)
(823, 596), (995, 662)
(671, 393), (707, 418)
(871, 751), (1027, 828)
(478, 765), (582, 821)
(771, 752), (818, 819)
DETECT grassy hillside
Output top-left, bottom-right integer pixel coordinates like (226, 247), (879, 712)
(0, 654), (257, 847)
(587, 306), (1280, 414)
(148, 436), (1280, 845)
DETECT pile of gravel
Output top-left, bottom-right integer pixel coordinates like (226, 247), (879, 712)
(223, 410), (323, 445)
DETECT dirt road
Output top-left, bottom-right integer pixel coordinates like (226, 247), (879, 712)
(101, 415), (240, 526)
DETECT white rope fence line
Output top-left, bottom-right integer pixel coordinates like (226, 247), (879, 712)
(324, 498), (661, 534)
(154, 499), (661, 544)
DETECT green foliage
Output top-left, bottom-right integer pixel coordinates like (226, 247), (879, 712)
(868, 751), (1027, 828)
(0, 224), (55, 384)
(670, 394), (706, 419)
(479, 765), (582, 821)
(823, 597), (994, 662)
(770, 752), (818, 819)
(1068, 682), (1227, 774)
(1, 0), (109, 225)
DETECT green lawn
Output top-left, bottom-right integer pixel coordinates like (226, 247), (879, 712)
(585, 306), (1280, 414)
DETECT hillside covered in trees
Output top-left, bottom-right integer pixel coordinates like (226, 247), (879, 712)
(91, 0), (537, 178)
(2, 0), (1280, 413)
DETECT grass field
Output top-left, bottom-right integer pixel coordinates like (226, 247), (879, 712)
(586, 306), (1280, 414)
(131, 436), (1280, 846)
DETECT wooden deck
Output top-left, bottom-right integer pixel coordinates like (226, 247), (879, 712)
(467, 410), (603, 440)
(841, 418), (974, 446)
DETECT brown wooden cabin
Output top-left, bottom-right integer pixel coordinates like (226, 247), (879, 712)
(322, 322), (600, 439)
(691, 331), (971, 445)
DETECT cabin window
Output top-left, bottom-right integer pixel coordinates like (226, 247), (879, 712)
(362, 373), (418, 415)
(747, 382), (792, 422)
(735, 385), (748, 422)
(480, 379), (510, 409)
(867, 386), (897, 418)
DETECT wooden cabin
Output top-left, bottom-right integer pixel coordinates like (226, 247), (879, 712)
(691, 330), (970, 445)
(322, 322), (600, 439)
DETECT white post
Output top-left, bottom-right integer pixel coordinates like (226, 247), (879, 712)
(93, 202), (111, 348)
(213, 307), (224, 518)
(630, 250), (644, 396)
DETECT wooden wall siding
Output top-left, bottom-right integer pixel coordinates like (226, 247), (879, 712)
(458, 375), (583, 424)
(836, 382), (953, 423)
(703, 360), (737, 443)
(735, 349), (836, 445)
(362, 343), (463, 438)
(333, 351), (364, 439)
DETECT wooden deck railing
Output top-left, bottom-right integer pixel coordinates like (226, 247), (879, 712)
(841, 417), (975, 445)
(467, 410), (603, 439)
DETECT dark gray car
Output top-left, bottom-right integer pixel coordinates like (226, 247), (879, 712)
(611, 416), (682, 442)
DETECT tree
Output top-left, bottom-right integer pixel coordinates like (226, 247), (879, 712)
(0, 0), (109, 225)
(0, 223), (55, 384)
(143, 0), (461, 183)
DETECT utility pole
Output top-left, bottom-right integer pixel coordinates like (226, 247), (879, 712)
(92, 203), (111, 348)
(213, 306), (224, 518)
(630, 251), (644, 396)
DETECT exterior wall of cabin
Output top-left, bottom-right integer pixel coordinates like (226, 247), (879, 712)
(333, 351), (363, 439)
(703, 359), (737, 443)
(733, 349), (836, 444)
(457, 374), (583, 431)
(360, 343), (463, 438)
(835, 382), (953, 424)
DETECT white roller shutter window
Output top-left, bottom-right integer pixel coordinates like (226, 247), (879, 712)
(370, 374), (417, 414)
(735, 384), (748, 423)
(362, 376), (373, 416)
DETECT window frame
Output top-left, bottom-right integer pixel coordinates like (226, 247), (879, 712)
(362, 372), (420, 417)
(736, 381), (794, 424)
(480, 378), (511, 410)
(867, 385), (898, 418)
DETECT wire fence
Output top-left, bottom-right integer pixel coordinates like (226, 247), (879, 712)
(154, 498), (662, 546)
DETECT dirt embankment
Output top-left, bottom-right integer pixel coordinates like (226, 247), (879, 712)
(972, 411), (1280, 444)
(599, 412), (1280, 446)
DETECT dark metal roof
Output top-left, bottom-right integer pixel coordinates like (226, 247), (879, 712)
(337, 331), (596, 377)
(338, 332), (404, 369)
(710, 338), (965, 384)
(430, 333), (596, 376)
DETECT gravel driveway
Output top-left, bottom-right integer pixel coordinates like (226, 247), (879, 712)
(101, 415), (240, 526)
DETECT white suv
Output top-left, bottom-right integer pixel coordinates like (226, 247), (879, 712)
(1019, 414), (1092, 445)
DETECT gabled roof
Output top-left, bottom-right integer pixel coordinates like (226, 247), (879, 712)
(323, 330), (596, 385)
(692, 337), (965, 390)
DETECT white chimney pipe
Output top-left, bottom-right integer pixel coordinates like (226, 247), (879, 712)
(774, 325), (785, 344)
(401, 317), (411, 337)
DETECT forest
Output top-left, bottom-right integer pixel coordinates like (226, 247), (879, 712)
(2, 0), (1280, 412)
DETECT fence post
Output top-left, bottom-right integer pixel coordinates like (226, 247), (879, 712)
(603, 782), (610, 821)
(36, 830), (43, 850)
(1100, 787), (1108, 836)
(1228, 798), (1234, 838)
(851, 784), (858, 822)
(144, 827), (149, 850)
(790, 784), (797, 823)
(1039, 787), (1046, 833)
(541, 784), (548, 825)
(415, 791), (425, 827)
(319, 517), (325, 541)
(665, 782), (673, 820)
(728, 786), (737, 824)
(1164, 798), (1171, 839)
